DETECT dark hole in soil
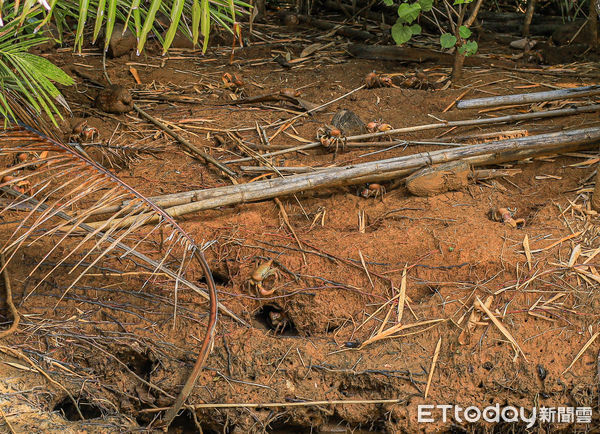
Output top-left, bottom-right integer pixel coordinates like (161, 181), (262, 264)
(137, 409), (220, 433)
(115, 348), (154, 381)
(53, 396), (103, 421)
(269, 421), (317, 433)
(412, 284), (440, 303)
(326, 322), (342, 333)
(198, 267), (230, 286)
(254, 304), (298, 336)
(444, 425), (468, 433)
(168, 410), (203, 434)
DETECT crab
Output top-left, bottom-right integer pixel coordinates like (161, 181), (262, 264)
(81, 126), (99, 141)
(248, 259), (280, 296)
(366, 120), (393, 133)
(364, 72), (393, 89)
(222, 72), (244, 91)
(360, 183), (386, 199)
(490, 207), (525, 228)
(267, 308), (290, 334)
(1, 175), (32, 195)
(316, 125), (346, 155)
(70, 120), (99, 143)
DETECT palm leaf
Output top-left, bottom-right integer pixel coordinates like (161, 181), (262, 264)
(0, 122), (242, 424)
(0, 11), (72, 125)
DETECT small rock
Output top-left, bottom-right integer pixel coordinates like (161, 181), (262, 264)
(94, 85), (134, 114)
(106, 23), (136, 58)
(405, 161), (471, 197)
(510, 38), (537, 50)
(537, 364), (547, 381)
(331, 109), (367, 137)
(280, 12), (299, 28)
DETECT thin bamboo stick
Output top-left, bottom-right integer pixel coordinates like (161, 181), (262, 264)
(224, 104), (600, 164)
(457, 86), (600, 109)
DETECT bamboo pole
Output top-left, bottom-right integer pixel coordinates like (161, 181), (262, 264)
(456, 86), (600, 109)
(223, 104), (600, 164)
(84, 128), (600, 230)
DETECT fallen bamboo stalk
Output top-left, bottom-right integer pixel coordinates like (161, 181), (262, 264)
(224, 104), (600, 164)
(456, 85), (600, 109)
(92, 130), (599, 218)
(84, 128), (600, 230)
(240, 165), (319, 174)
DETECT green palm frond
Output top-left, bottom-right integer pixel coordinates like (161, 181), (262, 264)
(0, 0), (250, 126)
(54, 0), (250, 55)
(0, 9), (73, 126)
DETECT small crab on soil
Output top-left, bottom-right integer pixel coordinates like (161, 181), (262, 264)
(71, 120), (99, 143)
(267, 308), (291, 334)
(364, 72), (393, 89)
(366, 120), (393, 133)
(222, 72), (244, 91)
(316, 125), (346, 155)
(489, 207), (525, 228)
(359, 183), (386, 199)
(1, 175), (33, 195)
(248, 259), (280, 296)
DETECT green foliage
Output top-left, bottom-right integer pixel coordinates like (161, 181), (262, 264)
(417, 0), (432, 12)
(458, 25), (471, 39)
(396, 2), (421, 23)
(387, 0), (478, 58)
(0, 8), (74, 125)
(458, 40), (478, 56)
(0, 0), (250, 126)
(440, 26), (477, 56)
(440, 33), (457, 48)
(392, 22), (420, 45)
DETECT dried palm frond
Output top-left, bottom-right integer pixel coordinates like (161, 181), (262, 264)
(0, 122), (239, 427)
(79, 141), (164, 169)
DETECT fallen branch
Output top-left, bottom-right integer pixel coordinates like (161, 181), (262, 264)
(134, 105), (236, 178)
(0, 253), (19, 338)
(347, 44), (518, 68)
(475, 297), (527, 361)
(85, 127), (600, 229)
(457, 85), (600, 109)
(140, 397), (409, 411)
(298, 15), (376, 40)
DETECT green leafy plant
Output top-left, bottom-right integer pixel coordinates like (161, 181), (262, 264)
(0, 7), (74, 126)
(440, 24), (478, 56)
(387, 0), (432, 45)
(386, 0), (478, 57)
(0, 0), (250, 126)
(385, 0), (481, 80)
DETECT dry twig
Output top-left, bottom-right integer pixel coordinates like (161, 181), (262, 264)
(0, 253), (19, 338)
